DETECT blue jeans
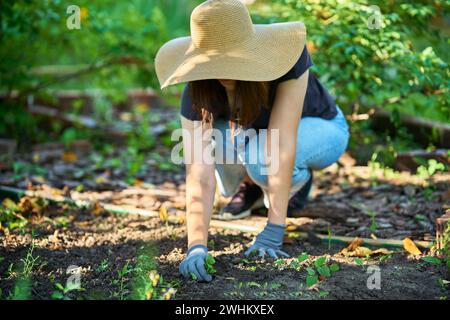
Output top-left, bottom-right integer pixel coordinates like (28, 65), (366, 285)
(212, 106), (349, 207)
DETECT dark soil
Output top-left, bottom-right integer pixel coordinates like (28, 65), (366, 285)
(1, 164), (449, 300)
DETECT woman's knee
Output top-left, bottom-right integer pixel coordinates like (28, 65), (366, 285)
(245, 163), (268, 188)
(307, 132), (349, 170)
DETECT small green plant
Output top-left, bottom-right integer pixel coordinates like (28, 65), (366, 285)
(240, 258), (257, 271)
(368, 210), (378, 233)
(327, 226), (332, 250)
(207, 239), (215, 249)
(8, 243), (40, 300)
(190, 254), (216, 280)
(112, 261), (134, 300)
(304, 256), (340, 288)
(274, 259), (285, 267)
(205, 254), (217, 275)
(417, 159), (446, 180)
(224, 282), (245, 299)
(129, 242), (178, 300)
(0, 199), (28, 232)
(95, 259), (109, 274)
(421, 256), (442, 265)
(354, 258), (365, 268)
(297, 252), (309, 263)
(51, 282), (85, 300)
(443, 221), (450, 270)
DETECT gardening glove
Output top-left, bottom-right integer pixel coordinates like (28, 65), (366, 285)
(244, 222), (290, 259)
(179, 244), (213, 282)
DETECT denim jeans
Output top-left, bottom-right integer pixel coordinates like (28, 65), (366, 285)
(212, 106), (349, 208)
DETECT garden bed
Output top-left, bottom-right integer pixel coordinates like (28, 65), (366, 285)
(0, 157), (449, 300)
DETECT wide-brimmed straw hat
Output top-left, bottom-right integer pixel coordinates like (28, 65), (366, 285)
(154, 0), (306, 90)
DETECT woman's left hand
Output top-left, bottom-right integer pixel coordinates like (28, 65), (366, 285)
(244, 222), (290, 259)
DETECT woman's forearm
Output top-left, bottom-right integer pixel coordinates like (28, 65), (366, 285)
(266, 140), (297, 225)
(265, 70), (308, 225)
(185, 173), (216, 249)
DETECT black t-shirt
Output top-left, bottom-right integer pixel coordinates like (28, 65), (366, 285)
(180, 45), (337, 129)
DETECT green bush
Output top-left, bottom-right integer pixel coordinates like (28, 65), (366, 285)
(250, 0), (449, 123)
(249, 0), (449, 165)
(1, 0), (448, 166)
(0, 0), (201, 144)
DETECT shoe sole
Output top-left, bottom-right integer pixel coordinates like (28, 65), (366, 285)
(214, 197), (265, 221)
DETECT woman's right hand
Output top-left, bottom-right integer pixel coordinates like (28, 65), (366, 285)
(179, 244), (213, 282)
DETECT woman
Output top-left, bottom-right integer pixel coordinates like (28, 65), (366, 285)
(155, 0), (349, 282)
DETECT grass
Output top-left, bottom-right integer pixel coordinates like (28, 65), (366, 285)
(7, 242), (40, 300)
(129, 241), (179, 300)
(95, 259), (109, 274)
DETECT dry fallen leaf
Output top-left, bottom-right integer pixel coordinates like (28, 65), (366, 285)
(403, 237), (422, 255)
(340, 237), (393, 257)
(18, 197), (43, 215)
(91, 202), (104, 216)
(175, 214), (186, 225)
(286, 225), (298, 232)
(159, 206), (168, 222)
(348, 237), (364, 251)
(62, 151), (78, 162)
(95, 175), (108, 185)
(2, 198), (18, 211)
(133, 179), (144, 187)
(136, 102), (150, 113)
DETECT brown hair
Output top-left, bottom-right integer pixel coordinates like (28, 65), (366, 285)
(188, 80), (270, 129)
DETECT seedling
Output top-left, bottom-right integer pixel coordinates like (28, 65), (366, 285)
(112, 261), (134, 300)
(240, 258), (257, 272)
(319, 290), (330, 298)
(189, 254), (216, 280)
(421, 256), (442, 265)
(297, 252), (309, 263)
(304, 256), (340, 288)
(8, 242), (40, 300)
(207, 239), (215, 249)
(95, 259), (109, 274)
(274, 259), (286, 268)
(379, 253), (393, 263)
(327, 226), (332, 250)
(224, 282), (245, 298)
(368, 210), (378, 233)
(205, 254), (217, 275)
(354, 257), (365, 268)
(51, 282), (85, 300)
(129, 243), (177, 300)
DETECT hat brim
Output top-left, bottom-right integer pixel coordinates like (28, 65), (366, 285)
(155, 21), (307, 90)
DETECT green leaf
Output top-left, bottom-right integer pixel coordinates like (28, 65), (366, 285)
(421, 256), (442, 265)
(205, 254), (217, 274)
(354, 258), (364, 266)
(329, 263), (340, 272)
(314, 256), (327, 268)
(297, 253), (309, 263)
(270, 283), (281, 290)
(247, 282), (261, 288)
(274, 259), (285, 265)
(55, 283), (65, 291)
(51, 291), (64, 300)
(190, 273), (198, 281)
(306, 267), (316, 276)
(317, 266), (331, 277)
(319, 291), (330, 298)
(306, 274), (319, 287)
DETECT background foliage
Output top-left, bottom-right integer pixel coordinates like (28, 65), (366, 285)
(0, 0), (449, 166)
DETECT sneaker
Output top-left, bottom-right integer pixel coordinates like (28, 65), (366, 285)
(287, 171), (313, 217)
(214, 182), (265, 220)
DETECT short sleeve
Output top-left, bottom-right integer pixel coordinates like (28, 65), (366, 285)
(275, 45), (313, 83)
(180, 83), (202, 121)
